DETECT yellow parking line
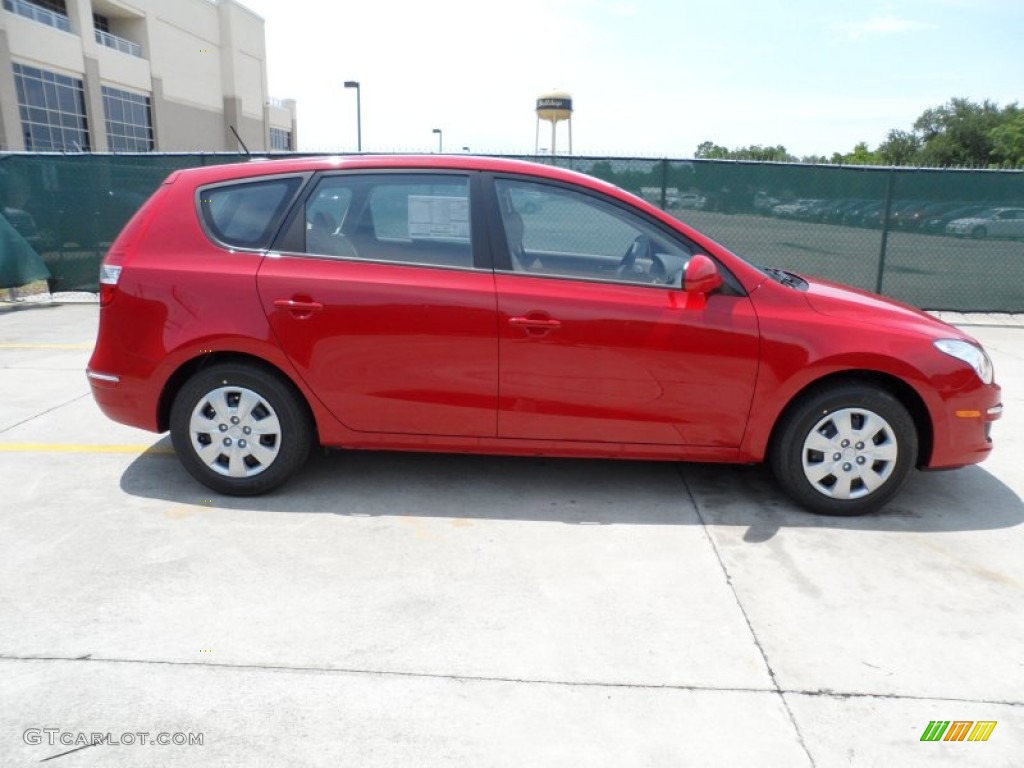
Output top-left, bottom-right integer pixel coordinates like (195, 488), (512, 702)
(0, 343), (92, 349)
(0, 443), (174, 454)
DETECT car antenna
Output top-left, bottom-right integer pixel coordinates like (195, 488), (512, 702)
(230, 125), (250, 156)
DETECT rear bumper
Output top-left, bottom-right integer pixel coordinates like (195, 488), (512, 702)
(87, 369), (161, 433)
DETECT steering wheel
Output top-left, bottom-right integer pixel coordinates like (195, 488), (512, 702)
(616, 235), (652, 277)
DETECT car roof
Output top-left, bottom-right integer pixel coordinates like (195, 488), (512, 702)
(168, 154), (624, 196)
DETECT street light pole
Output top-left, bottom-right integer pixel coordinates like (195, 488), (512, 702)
(344, 81), (361, 152)
(432, 128), (442, 153)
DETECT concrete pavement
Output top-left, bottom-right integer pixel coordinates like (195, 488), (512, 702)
(0, 303), (1021, 766)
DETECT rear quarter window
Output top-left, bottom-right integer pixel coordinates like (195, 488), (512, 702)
(199, 177), (301, 249)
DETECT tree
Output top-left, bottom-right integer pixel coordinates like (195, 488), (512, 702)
(692, 100), (1024, 167)
(877, 129), (922, 165)
(694, 142), (796, 162)
(839, 141), (881, 165)
(913, 97), (1004, 166)
(990, 110), (1024, 168)
(695, 141), (730, 159)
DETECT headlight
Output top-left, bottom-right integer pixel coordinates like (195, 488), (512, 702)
(934, 339), (994, 384)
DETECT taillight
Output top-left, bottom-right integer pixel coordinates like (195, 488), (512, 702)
(99, 262), (122, 306)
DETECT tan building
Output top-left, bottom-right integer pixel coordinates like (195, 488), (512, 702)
(0, 0), (297, 152)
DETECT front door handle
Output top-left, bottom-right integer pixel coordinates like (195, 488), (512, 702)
(509, 315), (561, 333)
(274, 298), (323, 317)
(509, 315), (565, 335)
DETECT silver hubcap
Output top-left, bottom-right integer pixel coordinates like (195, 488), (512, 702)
(801, 407), (898, 500)
(189, 386), (282, 478)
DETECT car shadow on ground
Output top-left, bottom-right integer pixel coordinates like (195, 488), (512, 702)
(679, 461), (1023, 542)
(119, 437), (1024, 539)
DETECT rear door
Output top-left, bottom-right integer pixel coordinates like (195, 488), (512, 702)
(257, 171), (498, 437)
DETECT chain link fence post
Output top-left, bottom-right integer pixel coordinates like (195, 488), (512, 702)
(659, 158), (668, 210)
(875, 167), (895, 295)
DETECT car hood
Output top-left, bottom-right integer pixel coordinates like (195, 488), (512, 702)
(801, 276), (970, 342)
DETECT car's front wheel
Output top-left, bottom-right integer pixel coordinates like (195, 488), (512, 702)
(769, 383), (918, 515)
(971, 226), (988, 239)
(170, 362), (312, 495)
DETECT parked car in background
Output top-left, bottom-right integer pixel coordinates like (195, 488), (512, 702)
(670, 192), (705, 209)
(921, 205), (990, 235)
(859, 200), (921, 229)
(946, 207), (1024, 239)
(772, 199), (824, 219)
(888, 201), (931, 229)
(897, 201), (964, 231)
(88, 155), (1001, 516)
(842, 200), (883, 227)
(817, 198), (867, 224)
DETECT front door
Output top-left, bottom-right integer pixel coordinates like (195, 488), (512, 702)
(489, 177), (760, 447)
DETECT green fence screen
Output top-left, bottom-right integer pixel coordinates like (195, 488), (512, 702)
(1, 153), (1022, 311)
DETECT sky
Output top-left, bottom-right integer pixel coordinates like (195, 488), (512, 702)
(239, 0), (1024, 158)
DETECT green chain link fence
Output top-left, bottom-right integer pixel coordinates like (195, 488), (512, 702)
(2, 152), (1022, 311)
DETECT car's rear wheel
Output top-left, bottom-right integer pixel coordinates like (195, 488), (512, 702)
(170, 363), (312, 496)
(769, 383), (917, 516)
(971, 226), (988, 239)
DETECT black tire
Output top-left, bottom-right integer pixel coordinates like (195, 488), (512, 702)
(170, 362), (312, 496)
(769, 383), (918, 516)
(971, 226), (987, 239)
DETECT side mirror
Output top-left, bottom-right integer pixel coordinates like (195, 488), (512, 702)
(684, 254), (723, 294)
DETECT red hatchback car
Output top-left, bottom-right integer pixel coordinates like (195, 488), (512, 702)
(87, 156), (1002, 515)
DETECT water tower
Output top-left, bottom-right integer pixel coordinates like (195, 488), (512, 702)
(535, 91), (573, 156)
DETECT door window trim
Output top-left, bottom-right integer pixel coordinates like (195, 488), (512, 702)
(195, 172), (312, 252)
(270, 169), (493, 273)
(481, 172), (746, 295)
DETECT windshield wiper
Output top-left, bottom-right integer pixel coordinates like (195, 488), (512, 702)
(762, 267), (806, 290)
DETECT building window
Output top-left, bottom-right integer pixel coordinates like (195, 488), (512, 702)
(270, 127), (292, 151)
(102, 86), (153, 152)
(13, 63), (90, 151)
(92, 13), (143, 57)
(2, 0), (71, 33)
(23, 0), (65, 13)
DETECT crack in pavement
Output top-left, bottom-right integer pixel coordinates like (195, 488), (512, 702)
(2, 654), (1020, 707)
(677, 464), (817, 768)
(0, 393), (90, 436)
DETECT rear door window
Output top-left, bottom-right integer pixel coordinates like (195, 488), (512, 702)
(301, 174), (474, 269)
(199, 177), (302, 249)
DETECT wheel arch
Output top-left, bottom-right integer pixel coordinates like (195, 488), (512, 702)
(157, 352), (317, 440)
(766, 370), (933, 468)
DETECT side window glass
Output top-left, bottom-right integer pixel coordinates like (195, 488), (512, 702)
(200, 177), (301, 249)
(494, 179), (692, 286)
(304, 179), (355, 257)
(302, 174), (473, 269)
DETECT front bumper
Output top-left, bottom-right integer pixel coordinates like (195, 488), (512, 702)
(927, 383), (1002, 469)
